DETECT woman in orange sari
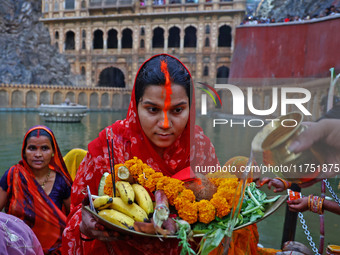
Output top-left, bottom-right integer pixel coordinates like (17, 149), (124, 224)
(62, 54), (259, 255)
(0, 125), (73, 254)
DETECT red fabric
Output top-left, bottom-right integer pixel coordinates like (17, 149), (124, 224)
(6, 125), (72, 254)
(171, 166), (196, 182)
(62, 54), (219, 255)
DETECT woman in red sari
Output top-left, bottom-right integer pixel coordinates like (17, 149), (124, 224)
(62, 54), (259, 254)
(0, 125), (73, 254)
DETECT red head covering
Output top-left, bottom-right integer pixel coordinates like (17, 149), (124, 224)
(88, 54), (216, 176)
(6, 125), (72, 254)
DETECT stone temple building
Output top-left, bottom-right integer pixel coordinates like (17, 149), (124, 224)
(40, 0), (245, 88)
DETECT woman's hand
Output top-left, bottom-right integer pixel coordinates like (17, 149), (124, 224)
(259, 177), (286, 192)
(79, 195), (129, 242)
(287, 197), (308, 213)
(289, 119), (340, 180)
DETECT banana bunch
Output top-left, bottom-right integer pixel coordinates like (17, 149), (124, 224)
(110, 197), (148, 222)
(93, 183), (154, 230)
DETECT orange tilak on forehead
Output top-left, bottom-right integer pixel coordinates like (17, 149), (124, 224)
(160, 60), (172, 128)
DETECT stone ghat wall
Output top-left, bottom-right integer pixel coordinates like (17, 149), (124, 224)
(229, 15), (340, 79)
(0, 83), (131, 110)
(1, 79), (330, 120)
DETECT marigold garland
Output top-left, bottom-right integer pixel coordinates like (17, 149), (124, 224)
(103, 156), (239, 224)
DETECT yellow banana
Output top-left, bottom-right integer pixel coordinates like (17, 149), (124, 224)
(116, 181), (134, 204)
(93, 195), (113, 210)
(110, 197), (148, 222)
(98, 209), (135, 229)
(132, 184), (154, 216)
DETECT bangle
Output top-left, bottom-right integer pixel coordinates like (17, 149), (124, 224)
(318, 197), (325, 214)
(275, 177), (292, 189)
(311, 196), (319, 213)
(309, 196), (324, 214)
(80, 233), (95, 242)
(307, 195), (312, 210)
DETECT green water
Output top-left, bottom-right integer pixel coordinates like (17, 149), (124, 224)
(0, 112), (339, 250)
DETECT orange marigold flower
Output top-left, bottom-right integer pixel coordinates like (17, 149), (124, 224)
(173, 189), (196, 210)
(177, 201), (198, 224)
(197, 200), (216, 224)
(104, 173), (114, 197)
(218, 178), (238, 190)
(209, 177), (223, 187)
(136, 167), (157, 186)
(163, 181), (185, 205)
(156, 176), (172, 190)
(179, 189), (196, 202)
(143, 172), (164, 192)
(210, 194), (231, 218)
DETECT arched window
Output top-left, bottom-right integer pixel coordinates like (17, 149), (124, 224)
(65, 31), (75, 50)
(82, 30), (86, 38)
(205, 24), (210, 34)
(168, 27), (180, 48)
(122, 28), (133, 48)
(184, 26), (197, 48)
(107, 29), (118, 49)
(81, 66), (86, 76)
(152, 27), (164, 48)
(65, 0), (75, 9)
(93, 29), (104, 49)
(82, 40), (86, 50)
(203, 66), (209, 76)
(216, 66), (229, 84)
(140, 27), (145, 36)
(205, 37), (210, 47)
(218, 25), (232, 47)
(81, 0), (86, 8)
(44, 0), (49, 12)
(54, 1), (59, 11)
(55, 31), (59, 39)
(140, 39), (145, 48)
(98, 67), (125, 87)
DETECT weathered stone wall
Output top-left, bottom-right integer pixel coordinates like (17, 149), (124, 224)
(0, 0), (74, 85)
(257, 0), (339, 20)
(0, 83), (131, 110)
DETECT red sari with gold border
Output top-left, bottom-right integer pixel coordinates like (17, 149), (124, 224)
(5, 125), (72, 254)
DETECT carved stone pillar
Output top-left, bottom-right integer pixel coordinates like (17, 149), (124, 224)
(180, 29), (184, 53)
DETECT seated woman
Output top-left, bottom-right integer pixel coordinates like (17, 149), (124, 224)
(62, 54), (259, 255)
(0, 212), (44, 255)
(0, 125), (73, 254)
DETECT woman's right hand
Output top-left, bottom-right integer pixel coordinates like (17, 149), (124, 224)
(259, 177), (286, 192)
(79, 195), (129, 242)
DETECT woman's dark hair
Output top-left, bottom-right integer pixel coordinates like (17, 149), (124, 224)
(24, 129), (55, 152)
(135, 55), (192, 105)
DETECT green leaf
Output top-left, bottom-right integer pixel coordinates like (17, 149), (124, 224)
(263, 195), (280, 203)
(199, 228), (225, 255)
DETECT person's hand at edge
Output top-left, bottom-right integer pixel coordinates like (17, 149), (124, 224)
(79, 194), (130, 242)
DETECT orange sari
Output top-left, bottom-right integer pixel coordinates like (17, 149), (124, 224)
(5, 125), (72, 254)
